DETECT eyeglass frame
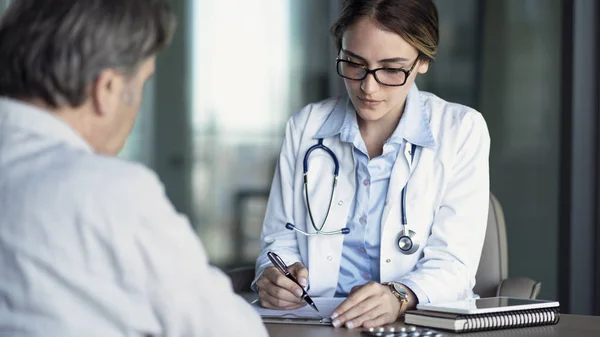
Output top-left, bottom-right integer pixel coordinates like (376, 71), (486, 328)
(335, 55), (420, 87)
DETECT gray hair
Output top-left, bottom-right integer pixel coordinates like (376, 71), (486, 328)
(0, 0), (177, 108)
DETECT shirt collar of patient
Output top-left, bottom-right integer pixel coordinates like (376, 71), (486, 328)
(0, 97), (93, 152)
(313, 84), (436, 149)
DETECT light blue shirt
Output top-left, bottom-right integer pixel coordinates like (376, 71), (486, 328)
(332, 99), (431, 304)
(0, 98), (268, 337)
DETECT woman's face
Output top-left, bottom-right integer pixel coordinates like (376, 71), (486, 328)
(340, 17), (429, 124)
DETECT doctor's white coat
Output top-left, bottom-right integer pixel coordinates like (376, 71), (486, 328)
(254, 85), (490, 304)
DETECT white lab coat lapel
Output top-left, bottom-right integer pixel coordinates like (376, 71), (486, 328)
(291, 98), (355, 296)
(302, 136), (354, 296)
(381, 143), (412, 229)
(379, 85), (440, 281)
(378, 142), (415, 281)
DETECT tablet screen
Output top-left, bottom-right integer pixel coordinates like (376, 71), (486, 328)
(416, 297), (560, 315)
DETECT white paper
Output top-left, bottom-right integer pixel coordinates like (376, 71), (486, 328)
(252, 297), (345, 320)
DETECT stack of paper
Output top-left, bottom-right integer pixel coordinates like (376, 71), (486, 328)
(252, 297), (345, 325)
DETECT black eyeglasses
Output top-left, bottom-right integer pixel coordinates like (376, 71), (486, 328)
(336, 57), (419, 86)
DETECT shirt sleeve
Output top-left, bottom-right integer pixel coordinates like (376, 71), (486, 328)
(253, 114), (305, 290)
(400, 279), (431, 305)
(0, 157), (269, 337)
(132, 171), (269, 337)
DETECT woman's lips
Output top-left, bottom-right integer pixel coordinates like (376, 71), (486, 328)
(358, 96), (382, 107)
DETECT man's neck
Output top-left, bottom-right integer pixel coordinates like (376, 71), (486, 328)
(24, 98), (98, 152)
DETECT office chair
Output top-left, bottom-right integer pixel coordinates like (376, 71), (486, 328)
(474, 193), (542, 299)
(227, 266), (255, 294)
(227, 193), (542, 299)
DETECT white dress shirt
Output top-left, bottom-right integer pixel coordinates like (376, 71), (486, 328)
(0, 98), (267, 337)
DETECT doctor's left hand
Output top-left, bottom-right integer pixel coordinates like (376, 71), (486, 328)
(330, 282), (406, 329)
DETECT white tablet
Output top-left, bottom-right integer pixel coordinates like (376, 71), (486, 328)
(416, 297), (560, 315)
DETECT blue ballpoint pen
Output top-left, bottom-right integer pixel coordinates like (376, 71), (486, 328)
(267, 251), (319, 312)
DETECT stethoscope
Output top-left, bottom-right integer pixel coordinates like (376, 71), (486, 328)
(285, 138), (420, 255)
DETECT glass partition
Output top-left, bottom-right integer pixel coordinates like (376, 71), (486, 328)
(423, 0), (562, 300)
(189, 0), (337, 267)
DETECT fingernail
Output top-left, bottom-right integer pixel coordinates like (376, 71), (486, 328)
(330, 312), (339, 320)
(299, 278), (308, 287)
(295, 289), (303, 297)
(332, 319), (341, 328)
(346, 321), (354, 329)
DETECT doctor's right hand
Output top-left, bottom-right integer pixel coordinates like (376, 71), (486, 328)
(256, 262), (309, 310)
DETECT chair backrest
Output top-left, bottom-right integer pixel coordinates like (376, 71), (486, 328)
(474, 192), (509, 298)
(227, 266), (256, 294)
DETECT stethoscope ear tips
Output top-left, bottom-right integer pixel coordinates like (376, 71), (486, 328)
(341, 228), (350, 234)
(285, 223), (295, 231)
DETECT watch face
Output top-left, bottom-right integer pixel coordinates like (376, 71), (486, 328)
(392, 283), (408, 298)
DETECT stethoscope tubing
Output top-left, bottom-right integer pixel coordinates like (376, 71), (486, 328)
(286, 138), (419, 254)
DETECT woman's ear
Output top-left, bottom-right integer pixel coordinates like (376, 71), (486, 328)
(417, 60), (430, 74)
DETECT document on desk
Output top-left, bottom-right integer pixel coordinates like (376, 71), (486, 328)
(252, 297), (345, 325)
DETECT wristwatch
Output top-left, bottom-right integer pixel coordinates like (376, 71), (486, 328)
(382, 282), (409, 317)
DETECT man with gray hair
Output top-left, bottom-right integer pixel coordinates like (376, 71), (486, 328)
(0, 1), (267, 336)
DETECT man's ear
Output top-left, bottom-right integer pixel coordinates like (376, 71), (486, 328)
(92, 69), (123, 116)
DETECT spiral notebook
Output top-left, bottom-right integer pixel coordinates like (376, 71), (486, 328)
(404, 297), (560, 333)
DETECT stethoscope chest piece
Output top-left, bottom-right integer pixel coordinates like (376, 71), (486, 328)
(396, 227), (420, 255)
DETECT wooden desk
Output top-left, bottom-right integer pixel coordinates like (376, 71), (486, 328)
(265, 314), (600, 337)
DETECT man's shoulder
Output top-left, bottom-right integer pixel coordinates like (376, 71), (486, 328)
(67, 153), (163, 197)
(15, 148), (164, 210)
(76, 154), (157, 181)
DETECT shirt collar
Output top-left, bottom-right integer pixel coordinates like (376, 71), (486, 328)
(313, 85), (436, 148)
(395, 84), (436, 148)
(0, 97), (94, 152)
(313, 97), (350, 139)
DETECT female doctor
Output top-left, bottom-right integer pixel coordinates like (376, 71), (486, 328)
(253, 0), (490, 329)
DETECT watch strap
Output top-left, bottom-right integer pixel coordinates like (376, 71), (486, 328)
(383, 282), (409, 317)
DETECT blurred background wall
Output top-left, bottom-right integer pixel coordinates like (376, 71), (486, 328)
(0, 0), (597, 315)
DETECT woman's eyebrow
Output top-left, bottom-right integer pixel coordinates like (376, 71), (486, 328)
(341, 49), (366, 61)
(341, 49), (410, 63)
(379, 56), (410, 63)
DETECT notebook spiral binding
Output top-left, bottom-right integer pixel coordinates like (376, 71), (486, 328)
(460, 308), (560, 332)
